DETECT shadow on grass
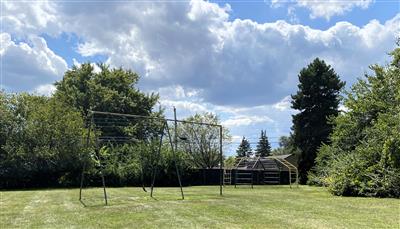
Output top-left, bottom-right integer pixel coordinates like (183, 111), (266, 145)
(79, 199), (109, 208)
(0, 187), (81, 192)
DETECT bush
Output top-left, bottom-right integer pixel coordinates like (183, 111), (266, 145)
(310, 46), (400, 198)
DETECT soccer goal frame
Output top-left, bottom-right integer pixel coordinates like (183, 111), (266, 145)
(79, 110), (224, 205)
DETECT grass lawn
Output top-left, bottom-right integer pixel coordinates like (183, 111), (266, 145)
(1, 185), (399, 228)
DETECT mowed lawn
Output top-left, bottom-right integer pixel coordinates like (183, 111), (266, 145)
(1, 185), (399, 228)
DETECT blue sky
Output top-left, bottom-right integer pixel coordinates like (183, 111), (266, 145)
(219, 0), (399, 29)
(1, 0), (399, 155)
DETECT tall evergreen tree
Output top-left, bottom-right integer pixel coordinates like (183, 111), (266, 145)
(255, 130), (271, 157)
(236, 137), (252, 157)
(291, 58), (345, 184)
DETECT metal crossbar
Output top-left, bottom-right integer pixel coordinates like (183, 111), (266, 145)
(90, 110), (223, 128)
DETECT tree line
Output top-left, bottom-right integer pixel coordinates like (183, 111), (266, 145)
(231, 43), (399, 198)
(273, 44), (400, 198)
(0, 64), (229, 188)
(1, 44), (399, 197)
(235, 130), (272, 158)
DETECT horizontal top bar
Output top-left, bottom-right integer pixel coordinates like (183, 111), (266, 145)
(89, 110), (222, 128)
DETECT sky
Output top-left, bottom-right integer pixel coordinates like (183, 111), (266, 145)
(1, 0), (399, 155)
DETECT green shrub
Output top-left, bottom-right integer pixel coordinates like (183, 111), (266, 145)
(310, 45), (400, 198)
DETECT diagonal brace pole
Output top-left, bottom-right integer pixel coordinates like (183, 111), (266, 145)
(150, 122), (166, 198)
(165, 122), (184, 200)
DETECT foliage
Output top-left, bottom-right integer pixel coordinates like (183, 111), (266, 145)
(236, 137), (252, 157)
(53, 63), (169, 186)
(291, 58), (345, 184)
(310, 46), (400, 198)
(55, 63), (159, 118)
(0, 93), (88, 187)
(177, 112), (230, 169)
(54, 63), (162, 142)
(0, 64), (181, 188)
(224, 156), (237, 169)
(272, 135), (301, 156)
(255, 130), (271, 157)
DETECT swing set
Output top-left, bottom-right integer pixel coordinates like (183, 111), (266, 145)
(79, 110), (224, 205)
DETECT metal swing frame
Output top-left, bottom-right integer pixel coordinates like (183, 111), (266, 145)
(79, 110), (224, 205)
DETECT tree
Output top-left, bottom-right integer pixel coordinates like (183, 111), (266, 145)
(178, 112), (230, 169)
(55, 63), (160, 119)
(236, 137), (252, 158)
(255, 130), (271, 157)
(54, 63), (163, 176)
(224, 156), (237, 169)
(272, 135), (300, 156)
(291, 58), (345, 184)
(52, 63), (169, 187)
(0, 93), (87, 188)
(310, 45), (400, 197)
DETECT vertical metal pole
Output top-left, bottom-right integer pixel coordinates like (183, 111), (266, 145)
(150, 122), (166, 198)
(141, 165), (147, 192)
(93, 113), (108, 205)
(165, 123), (184, 200)
(80, 114), (92, 201)
(79, 161), (86, 201)
(101, 171), (108, 205)
(97, 147), (108, 205)
(234, 170), (237, 188)
(173, 107), (178, 153)
(219, 125), (223, 196)
(251, 171), (254, 189)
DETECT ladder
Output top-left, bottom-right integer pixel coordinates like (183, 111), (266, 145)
(223, 169), (232, 185)
(272, 157), (299, 188)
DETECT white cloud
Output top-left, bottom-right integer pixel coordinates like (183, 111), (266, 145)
(231, 135), (243, 143)
(34, 84), (56, 96)
(44, 1), (398, 106)
(273, 96), (292, 111)
(71, 58), (102, 73)
(160, 99), (209, 114)
(298, 0), (373, 20)
(1, 0), (399, 150)
(3, 1), (398, 106)
(270, 0), (373, 20)
(1, 1), (60, 36)
(222, 115), (274, 127)
(0, 33), (68, 92)
(157, 85), (200, 101)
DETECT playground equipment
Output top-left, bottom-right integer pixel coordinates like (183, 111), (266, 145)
(79, 109), (224, 205)
(229, 154), (299, 188)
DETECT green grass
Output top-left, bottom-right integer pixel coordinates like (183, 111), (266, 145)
(1, 185), (399, 228)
